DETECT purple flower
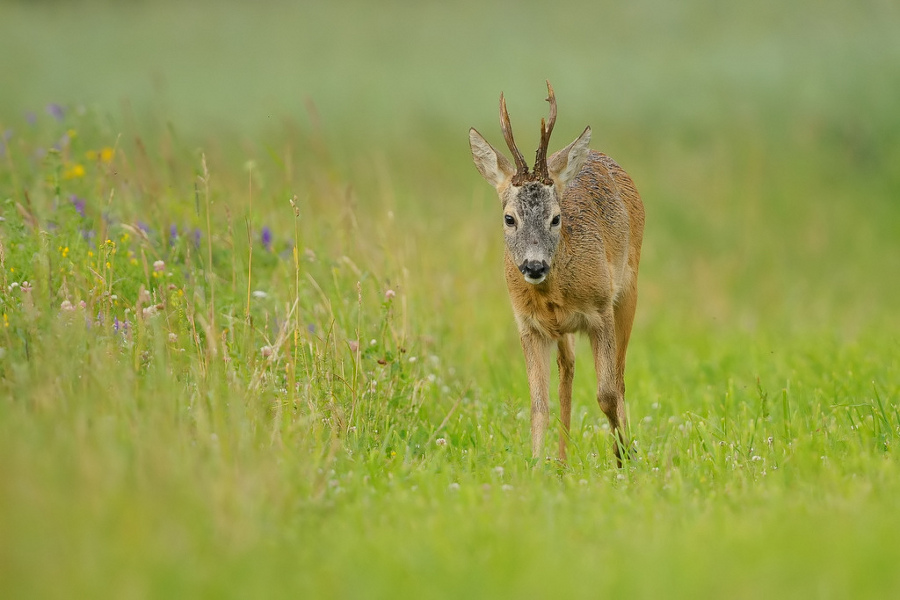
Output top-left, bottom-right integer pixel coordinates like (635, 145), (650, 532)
(70, 195), (86, 217)
(192, 228), (201, 248)
(137, 221), (151, 234)
(261, 226), (273, 251)
(169, 224), (178, 246)
(0, 129), (11, 157)
(46, 104), (65, 122)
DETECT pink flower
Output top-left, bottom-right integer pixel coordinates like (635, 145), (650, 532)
(385, 289), (396, 300)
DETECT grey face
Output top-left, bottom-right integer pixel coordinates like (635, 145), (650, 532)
(502, 182), (562, 285)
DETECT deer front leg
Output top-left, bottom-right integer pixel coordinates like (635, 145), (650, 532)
(590, 309), (630, 465)
(557, 333), (576, 462)
(520, 332), (553, 460)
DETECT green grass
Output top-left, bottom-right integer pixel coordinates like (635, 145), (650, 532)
(1, 0), (900, 598)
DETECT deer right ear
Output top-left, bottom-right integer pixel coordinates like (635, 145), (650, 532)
(548, 126), (592, 189)
(469, 128), (514, 189)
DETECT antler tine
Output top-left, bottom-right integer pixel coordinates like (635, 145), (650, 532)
(533, 80), (558, 184)
(499, 92), (529, 182)
(544, 80), (557, 141)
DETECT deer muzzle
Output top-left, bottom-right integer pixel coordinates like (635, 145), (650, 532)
(519, 260), (549, 284)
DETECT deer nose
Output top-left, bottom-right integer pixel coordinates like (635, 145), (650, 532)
(519, 260), (549, 280)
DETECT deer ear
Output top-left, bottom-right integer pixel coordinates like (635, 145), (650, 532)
(548, 126), (591, 188)
(469, 128), (514, 189)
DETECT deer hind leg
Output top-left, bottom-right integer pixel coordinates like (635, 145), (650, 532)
(557, 333), (576, 462)
(520, 332), (553, 460)
(614, 284), (638, 401)
(590, 307), (630, 465)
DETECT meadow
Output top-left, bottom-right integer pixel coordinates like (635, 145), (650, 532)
(1, 0), (899, 597)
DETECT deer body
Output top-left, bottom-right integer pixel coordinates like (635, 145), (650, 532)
(469, 83), (644, 463)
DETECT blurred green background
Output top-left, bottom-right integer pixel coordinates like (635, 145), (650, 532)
(4, 0), (898, 341)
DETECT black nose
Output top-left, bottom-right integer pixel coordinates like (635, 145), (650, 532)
(519, 260), (549, 280)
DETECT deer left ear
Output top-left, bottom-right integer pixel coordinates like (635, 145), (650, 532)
(469, 128), (514, 190)
(548, 126), (591, 188)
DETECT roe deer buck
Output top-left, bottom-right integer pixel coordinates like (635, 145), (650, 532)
(468, 81), (644, 464)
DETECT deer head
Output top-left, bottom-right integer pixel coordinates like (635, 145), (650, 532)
(469, 81), (592, 284)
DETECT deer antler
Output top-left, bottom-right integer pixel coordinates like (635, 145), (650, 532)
(532, 80), (557, 185)
(499, 92), (530, 185)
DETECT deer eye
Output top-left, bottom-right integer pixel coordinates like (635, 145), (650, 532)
(504, 214), (516, 227)
(551, 214), (561, 226)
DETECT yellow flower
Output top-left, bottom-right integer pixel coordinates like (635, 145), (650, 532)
(120, 233), (130, 243)
(3, 313), (8, 328)
(63, 164), (85, 179)
(86, 147), (115, 163)
(67, 129), (77, 139)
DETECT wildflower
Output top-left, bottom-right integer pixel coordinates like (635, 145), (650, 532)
(46, 103), (65, 121)
(385, 289), (396, 300)
(260, 345), (274, 359)
(86, 147), (114, 163)
(261, 226), (273, 251)
(0, 129), (11, 157)
(153, 260), (165, 272)
(62, 164), (85, 180)
(348, 340), (360, 353)
(168, 332), (178, 344)
(435, 437), (447, 447)
(448, 482), (460, 492)
(69, 195), (86, 217)
(501, 484), (514, 492)
(20, 281), (32, 293)
(60, 300), (75, 311)
(493, 466), (504, 477)
(142, 305), (158, 318)
(251, 290), (268, 299)
(192, 229), (201, 248)
(169, 225), (178, 246)
(7, 282), (19, 292)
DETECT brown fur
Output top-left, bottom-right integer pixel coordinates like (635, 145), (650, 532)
(506, 152), (644, 462)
